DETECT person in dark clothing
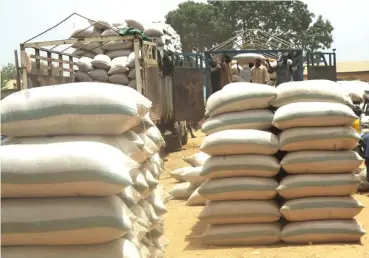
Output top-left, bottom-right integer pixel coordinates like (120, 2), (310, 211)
(210, 60), (221, 94)
(186, 121), (196, 138)
(266, 53), (296, 86)
(360, 133), (369, 182)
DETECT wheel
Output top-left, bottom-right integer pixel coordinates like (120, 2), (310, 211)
(164, 122), (182, 152)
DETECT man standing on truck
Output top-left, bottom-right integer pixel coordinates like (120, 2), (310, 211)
(266, 53), (296, 86)
(250, 58), (269, 84)
(219, 54), (232, 89)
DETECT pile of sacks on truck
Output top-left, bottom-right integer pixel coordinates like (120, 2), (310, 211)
(169, 79), (366, 245)
(71, 19), (181, 88)
(1, 82), (169, 258)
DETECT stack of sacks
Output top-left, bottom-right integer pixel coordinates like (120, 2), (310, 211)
(189, 82), (282, 246)
(1, 82), (168, 258)
(338, 80), (368, 103)
(271, 80), (366, 244)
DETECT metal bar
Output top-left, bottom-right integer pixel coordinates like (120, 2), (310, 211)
(204, 52), (211, 99)
(38, 47), (75, 57)
(35, 49), (41, 73)
(30, 55), (74, 65)
(14, 50), (21, 90)
(58, 54), (63, 77)
(206, 49), (301, 55)
(47, 52), (52, 76)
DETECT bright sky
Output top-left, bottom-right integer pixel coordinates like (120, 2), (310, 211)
(0, 0), (368, 66)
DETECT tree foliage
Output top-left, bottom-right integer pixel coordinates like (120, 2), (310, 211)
(165, 0), (333, 53)
(1, 63), (17, 88)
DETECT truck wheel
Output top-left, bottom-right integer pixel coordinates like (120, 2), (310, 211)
(165, 122), (182, 152)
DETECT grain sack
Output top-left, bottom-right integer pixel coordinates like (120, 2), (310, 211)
(1, 142), (133, 198)
(1, 239), (141, 258)
(200, 129), (279, 156)
(201, 154), (280, 179)
(279, 126), (361, 151)
(169, 166), (196, 182)
(143, 159), (162, 178)
(281, 197), (364, 221)
(106, 49), (133, 59)
(338, 80), (368, 103)
(148, 190), (168, 217)
(91, 54), (111, 69)
(143, 169), (159, 190)
(102, 40), (132, 51)
(186, 187), (207, 206)
(1, 82), (151, 137)
(201, 109), (274, 135)
(144, 27), (164, 37)
(271, 80), (352, 107)
(233, 53), (266, 66)
(277, 174), (360, 199)
(129, 80), (137, 89)
(169, 182), (197, 199)
(73, 42), (102, 53)
(109, 56), (129, 75)
(70, 27), (101, 38)
(123, 222), (149, 247)
(153, 37), (165, 46)
(88, 69), (109, 81)
(73, 49), (96, 58)
(200, 223), (280, 246)
(137, 132), (160, 159)
(131, 113), (156, 133)
(128, 68), (136, 79)
(117, 185), (142, 208)
(109, 74), (130, 85)
(281, 150), (363, 174)
(273, 102), (358, 130)
(281, 219), (365, 244)
(94, 20), (110, 30)
(205, 83), (277, 116)
(198, 177), (278, 201)
(125, 19), (145, 31)
(76, 57), (93, 72)
(145, 126), (165, 148)
(1, 196), (132, 246)
(138, 199), (160, 229)
(183, 152), (210, 167)
(180, 166), (207, 186)
(75, 71), (93, 82)
(199, 200), (280, 224)
(134, 172), (149, 198)
(127, 51), (140, 68)
(101, 28), (119, 37)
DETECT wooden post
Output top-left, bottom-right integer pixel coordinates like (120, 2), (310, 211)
(14, 50), (21, 90)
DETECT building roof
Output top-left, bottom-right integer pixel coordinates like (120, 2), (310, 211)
(303, 61), (369, 75)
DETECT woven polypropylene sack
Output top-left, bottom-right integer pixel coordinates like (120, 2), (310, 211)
(280, 196), (364, 221)
(180, 166), (207, 186)
(109, 56), (129, 75)
(201, 154), (280, 179)
(200, 129), (279, 156)
(144, 27), (164, 37)
(101, 40), (132, 51)
(106, 49), (133, 59)
(233, 53), (266, 66)
(169, 166), (196, 182)
(169, 182), (197, 200)
(88, 69), (109, 82)
(277, 174), (360, 199)
(109, 74), (129, 85)
(273, 102), (358, 130)
(75, 71), (93, 82)
(70, 27), (101, 39)
(186, 187), (207, 206)
(281, 219), (365, 244)
(125, 19), (145, 31)
(279, 126), (360, 151)
(1, 196), (132, 246)
(76, 57), (93, 72)
(183, 152), (210, 167)
(93, 20), (110, 30)
(91, 54), (111, 69)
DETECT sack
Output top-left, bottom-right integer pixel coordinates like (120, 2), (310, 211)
(144, 27), (164, 37)
(138, 199), (160, 229)
(125, 19), (145, 31)
(271, 80), (353, 107)
(233, 53), (266, 66)
(142, 169), (159, 190)
(205, 83), (277, 116)
(1, 239), (141, 258)
(133, 172), (149, 198)
(94, 20), (110, 30)
(183, 152), (210, 167)
(281, 219), (365, 244)
(169, 182), (197, 199)
(198, 177), (278, 201)
(186, 187), (207, 206)
(127, 51), (140, 68)
(101, 28), (119, 37)
(277, 174), (360, 199)
(75, 71), (93, 82)
(145, 127), (165, 148)
(128, 68), (136, 79)
(201, 110), (274, 135)
(200, 223), (280, 246)
(169, 167), (195, 182)
(201, 154), (280, 179)
(76, 57), (93, 72)
(109, 74), (130, 85)
(117, 186), (142, 208)
(109, 56), (129, 75)
(131, 113), (156, 133)
(129, 79), (137, 89)
(106, 49), (133, 59)
(180, 166), (207, 186)
(338, 81), (368, 103)
(70, 27), (101, 38)
(91, 54), (111, 69)
(281, 196), (364, 221)
(1, 196), (132, 246)
(88, 69), (109, 81)
(148, 190), (168, 217)
(279, 126), (360, 151)
(101, 40), (132, 51)
(281, 150), (363, 174)
(273, 102), (358, 130)
(73, 49), (96, 58)
(200, 129), (279, 156)
(1, 142), (134, 198)
(73, 42), (102, 53)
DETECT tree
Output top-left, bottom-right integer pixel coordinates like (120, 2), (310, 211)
(1, 63), (17, 88)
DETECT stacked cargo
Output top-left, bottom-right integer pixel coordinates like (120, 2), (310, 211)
(272, 80), (366, 244)
(1, 82), (168, 258)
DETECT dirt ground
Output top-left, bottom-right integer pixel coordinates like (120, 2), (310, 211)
(160, 131), (369, 258)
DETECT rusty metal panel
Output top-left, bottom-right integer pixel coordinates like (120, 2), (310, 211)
(307, 66), (337, 81)
(173, 67), (205, 121)
(143, 65), (162, 121)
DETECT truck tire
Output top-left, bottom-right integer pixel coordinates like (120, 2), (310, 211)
(165, 122), (182, 152)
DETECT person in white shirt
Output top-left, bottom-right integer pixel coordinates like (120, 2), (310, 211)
(240, 63), (254, 82)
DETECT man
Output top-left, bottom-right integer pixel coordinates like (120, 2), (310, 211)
(250, 58), (269, 84)
(219, 54), (232, 89)
(266, 53), (296, 86)
(210, 60), (221, 94)
(360, 133), (369, 183)
(240, 63), (253, 82)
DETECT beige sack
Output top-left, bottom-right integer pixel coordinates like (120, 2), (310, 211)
(273, 102), (358, 130)
(1, 239), (141, 258)
(279, 126), (360, 151)
(200, 129), (279, 156)
(108, 56), (129, 75)
(200, 223), (281, 246)
(277, 174), (360, 199)
(169, 182), (197, 200)
(169, 166), (195, 182)
(148, 190), (168, 217)
(186, 187), (207, 206)
(138, 199), (160, 230)
(281, 150), (363, 174)
(117, 185), (142, 208)
(91, 54), (111, 69)
(205, 83), (277, 116)
(1, 196), (132, 246)
(281, 219), (365, 244)
(180, 166), (207, 186)
(199, 200), (280, 224)
(198, 177), (278, 201)
(201, 109), (274, 135)
(133, 172), (149, 198)
(183, 152), (210, 167)
(281, 196), (364, 221)
(201, 154), (280, 179)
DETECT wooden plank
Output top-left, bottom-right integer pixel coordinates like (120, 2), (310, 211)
(47, 52), (52, 76)
(35, 49), (41, 72)
(14, 50), (21, 90)
(30, 54), (75, 65)
(58, 54), (63, 77)
(69, 56), (74, 78)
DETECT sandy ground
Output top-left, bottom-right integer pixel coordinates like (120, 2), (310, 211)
(160, 131), (369, 258)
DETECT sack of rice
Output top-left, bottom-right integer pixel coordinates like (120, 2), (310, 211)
(1, 83), (151, 137)
(184, 152), (210, 167)
(126, 51), (140, 68)
(133, 172), (150, 198)
(200, 129), (279, 156)
(88, 69), (109, 81)
(281, 219), (365, 244)
(145, 126), (165, 148)
(169, 166), (197, 182)
(129, 80), (137, 89)
(117, 185), (142, 208)
(200, 223), (280, 246)
(201, 154), (280, 179)
(186, 187), (207, 206)
(128, 68), (136, 79)
(357, 167), (369, 191)
(281, 150), (363, 174)
(106, 49), (133, 59)
(197, 177), (278, 201)
(1, 196), (132, 246)
(109, 56), (129, 75)
(277, 174), (360, 199)
(75, 71), (93, 82)
(73, 42), (103, 53)
(76, 57), (93, 72)
(1, 142), (134, 198)
(233, 53), (266, 66)
(109, 73), (130, 85)
(279, 126), (360, 151)
(148, 190), (168, 217)
(70, 27), (101, 39)
(1, 239), (141, 258)
(73, 49), (96, 59)
(271, 80), (353, 108)
(281, 196), (364, 221)
(91, 54), (111, 69)
(180, 166), (207, 186)
(205, 83), (276, 116)
(94, 20), (110, 30)
(201, 110), (274, 135)
(144, 26), (164, 37)
(199, 200), (280, 224)
(138, 199), (160, 229)
(101, 40), (132, 51)
(273, 102), (358, 130)
(101, 28), (120, 37)
(126, 19), (145, 31)
(338, 80), (368, 103)
(169, 182), (197, 199)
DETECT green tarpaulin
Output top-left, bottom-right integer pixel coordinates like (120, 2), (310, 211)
(119, 27), (151, 42)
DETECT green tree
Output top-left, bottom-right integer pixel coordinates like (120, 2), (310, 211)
(1, 63), (17, 88)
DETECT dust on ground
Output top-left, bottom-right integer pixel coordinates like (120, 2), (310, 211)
(160, 131), (369, 258)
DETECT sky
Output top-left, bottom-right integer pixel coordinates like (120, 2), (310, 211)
(0, 0), (368, 67)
